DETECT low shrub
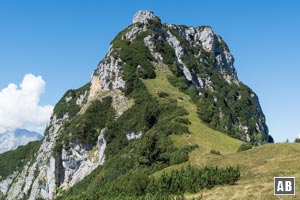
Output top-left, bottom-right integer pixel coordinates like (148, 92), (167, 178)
(237, 143), (252, 152)
(210, 149), (221, 155)
(175, 118), (191, 125)
(158, 91), (169, 98)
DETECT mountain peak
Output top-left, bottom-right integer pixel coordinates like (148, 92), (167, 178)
(133, 10), (157, 24)
(0, 11), (270, 200)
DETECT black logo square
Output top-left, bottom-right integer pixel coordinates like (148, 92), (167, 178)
(274, 177), (295, 195)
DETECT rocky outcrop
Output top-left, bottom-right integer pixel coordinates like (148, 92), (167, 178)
(166, 30), (197, 86)
(166, 24), (238, 84)
(167, 25), (215, 51)
(76, 90), (88, 106)
(124, 24), (147, 41)
(60, 140), (103, 189)
(98, 128), (107, 165)
(126, 131), (142, 140)
(133, 10), (155, 24)
(144, 35), (163, 62)
(91, 56), (125, 92)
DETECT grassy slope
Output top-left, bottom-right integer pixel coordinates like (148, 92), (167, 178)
(144, 64), (300, 199)
(188, 144), (300, 200)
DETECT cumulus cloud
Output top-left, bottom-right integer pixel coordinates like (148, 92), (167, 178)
(0, 74), (54, 134)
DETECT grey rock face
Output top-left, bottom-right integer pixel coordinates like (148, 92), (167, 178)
(126, 131), (142, 140)
(124, 24), (147, 40)
(76, 90), (88, 106)
(60, 141), (102, 190)
(197, 76), (213, 91)
(167, 25), (216, 51)
(144, 35), (163, 61)
(98, 128), (107, 165)
(91, 55), (125, 93)
(166, 31), (192, 81)
(198, 27), (215, 51)
(0, 172), (17, 195)
(133, 10), (155, 24)
(166, 30), (201, 88)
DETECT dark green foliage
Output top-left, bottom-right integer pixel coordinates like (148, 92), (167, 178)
(58, 163), (239, 200)
(294, 137), (300, 143)
(217, 35), (230, 52)
(53, 82), (91, 119)
(154, 33), (178, 75)
(210, 149), (221, 155)
(167, 75), (199, 102)
(147, 18), (162, 31)
(137, 131), (174, 166)
(112, 169), (151, 196)
(268, 135), (274, 143)
(0, 141), (41, 180)
(182, 144), (199, 152)
(169, 150), (189, 165)
(157, 91), (169, 98)
(197, 94), (215, 124)
(168, 75), (189, 91)
(237, 143), (252, 152)
(158, 39), (176, 66)
(169, 145), (197, 165)
(174, 118), (191, 125)
(152, 119), (189, 136)
(53, 97), (114, 157)
(52, 141), (63, 155)
(61, 97), (113, 149)
(196, 73), (267, 143)
(103, 86), (161, 159)
(112, 27), (156, 96)
(148, 165), (240, 195)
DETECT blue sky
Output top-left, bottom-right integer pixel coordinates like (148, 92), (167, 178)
(0, 0), (299, 141)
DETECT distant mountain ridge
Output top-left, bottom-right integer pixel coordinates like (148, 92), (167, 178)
(0, 129), (42, 153)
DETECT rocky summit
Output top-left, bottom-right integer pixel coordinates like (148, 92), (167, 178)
(0, 10), (270, 200)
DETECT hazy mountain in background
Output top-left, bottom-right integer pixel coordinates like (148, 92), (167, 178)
(0, 129), (42, 153)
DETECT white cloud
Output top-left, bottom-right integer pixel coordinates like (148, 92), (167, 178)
(0, 74), (53, 134)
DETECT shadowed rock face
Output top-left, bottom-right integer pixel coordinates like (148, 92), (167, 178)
(0, 10), (268, 200)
